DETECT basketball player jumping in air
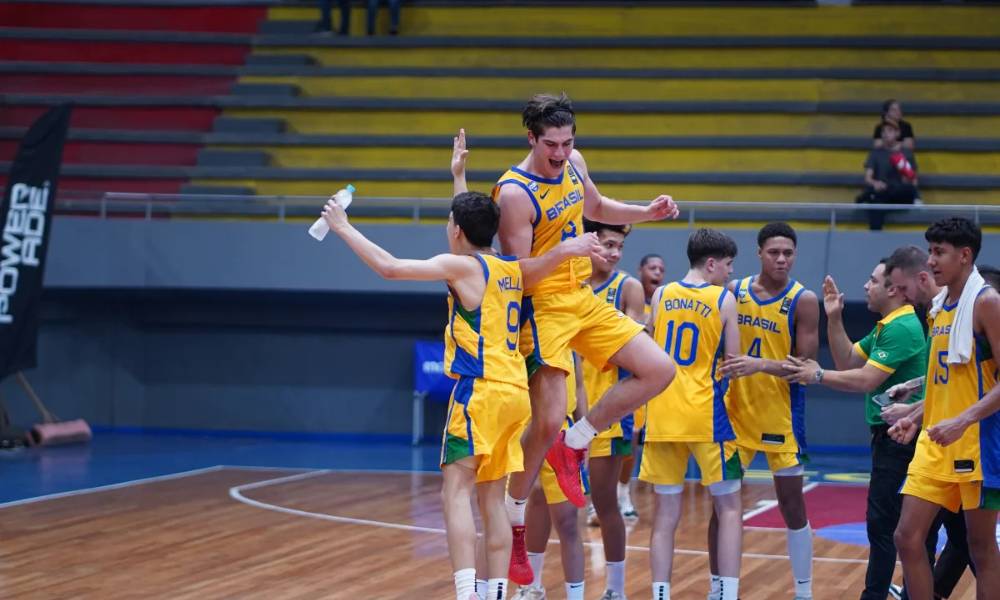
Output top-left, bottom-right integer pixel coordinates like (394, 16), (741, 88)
(491, 93), (680, 584)
(642, 228), (745, 600)
(578, 219), (645, 600)
(718, 222), (820, 600)
(321, 140), (602, 600)
(886, 217), (1000, 600)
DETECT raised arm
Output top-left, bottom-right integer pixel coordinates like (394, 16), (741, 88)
(322, 198), (478, 283)
(573, 150), (678, 225)
(519, 232), (603, 291)
(823, 276), (865, 370)
(452, 129), (468, 196)
(928, 290), (1000, 446)
(494, 184), (535, 259)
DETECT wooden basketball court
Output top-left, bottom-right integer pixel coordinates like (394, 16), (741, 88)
(0, 465), (979, 599)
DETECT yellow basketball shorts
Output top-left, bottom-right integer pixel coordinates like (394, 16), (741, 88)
(738, 446), (806, 474)
(440, 376), (531, 483)
(539, 416), (590, 504)
(591, 436), (633, 459)
(520, 285), (645, 376)
(901, 473), (1000, 513)
(640, 440), (743, 486)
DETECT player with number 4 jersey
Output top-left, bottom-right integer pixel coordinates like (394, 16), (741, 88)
(718, 222), (820, 600)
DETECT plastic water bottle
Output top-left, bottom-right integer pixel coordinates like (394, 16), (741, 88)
(308, 184), (355, 241)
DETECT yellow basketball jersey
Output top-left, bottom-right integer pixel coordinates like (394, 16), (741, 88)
(582, 271), (634, 440)
(444, 253), (528, 389)
(645, 281), (734, 442)
(911, 290), (999, 482)
(492, 161), (590, 296)
(728, 276), (808, 453)
(643, 299), (651, 326)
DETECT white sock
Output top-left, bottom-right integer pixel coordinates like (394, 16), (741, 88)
(720, 576), (739, 600)
(476, 579), (488, 596)
(710, 573), (722, 595)
(455, 568), (477, 600)
(564, 416), (599, 450)
(487, 578), (507, 600)
(566, 581), (585, 600)
(606, 559), (626, 595)
(786, 522), (813, 597)
(505, 492), (526, 527)
(527, 552), (545, 589)
(653, 581), (670, 600)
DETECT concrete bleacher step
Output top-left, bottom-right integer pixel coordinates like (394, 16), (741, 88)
(212, 117), (287, 135)
(230, 83), (299, 97)
(244, 54), (315, 67)
(197, 149), (271, 168)
(257, 20), (318, 35)
(180, 183), (256, 196)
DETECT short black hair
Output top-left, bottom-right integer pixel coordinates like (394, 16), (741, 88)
(522, 93), (576, 139)
(451, 191), (500, 248)
(925, 217), (982, 262)
(639, 254), (663, 268)
(979, 265), (1000, 291)
(885, 244), (929, 277)
(688, 228), (738, 268)
(877, 257), (891, 287)
(583, 219), (630, 237)
(757, 222), (797, 248)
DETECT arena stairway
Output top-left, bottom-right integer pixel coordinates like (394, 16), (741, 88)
(1, 2), (1000, 224)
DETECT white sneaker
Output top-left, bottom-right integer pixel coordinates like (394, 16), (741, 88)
(620, 498), (638, 518)
(598, 590), (626, 600)
(588, 504), (600, 526)
(707, 593), (722, 600)
(888, 584), (903, 600)
(511, 586), (546, 599)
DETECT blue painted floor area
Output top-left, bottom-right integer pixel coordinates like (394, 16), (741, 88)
(0, 432), (873, 505)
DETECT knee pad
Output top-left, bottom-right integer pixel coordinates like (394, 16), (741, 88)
(708, 479), (742, 497)
(653, 484), (684, 495)
(773, 464), (805, 477)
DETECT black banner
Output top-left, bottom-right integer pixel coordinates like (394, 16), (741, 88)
(0, 104), (72, 380)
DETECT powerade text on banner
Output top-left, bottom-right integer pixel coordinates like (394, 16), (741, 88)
(0, 104), (72, 380)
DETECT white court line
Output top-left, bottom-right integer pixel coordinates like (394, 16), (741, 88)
(0, 465), (225, 509)
(229, 471), (872, 565)
(742, 481), (820, 522)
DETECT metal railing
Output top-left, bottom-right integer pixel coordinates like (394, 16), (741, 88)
(47, 191), (1000, 230)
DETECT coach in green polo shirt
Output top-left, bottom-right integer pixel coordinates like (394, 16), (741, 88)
(781, 257), (927, 600)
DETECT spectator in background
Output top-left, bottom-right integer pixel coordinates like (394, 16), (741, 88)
(319, 0), (401, 36)
(367, 0), (401, 36)
(857, 121), (919, 231)
(874, 100), (915, 150)
(318, 0), (350, 35)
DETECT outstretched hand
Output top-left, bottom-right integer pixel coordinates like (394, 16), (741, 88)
(451, 129), (468, 179)
(823, 276), (844, 317)
(645, 195), (680, 221)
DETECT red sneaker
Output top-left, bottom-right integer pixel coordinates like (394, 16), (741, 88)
(545, 429), (586, 507)
(508, 525), (533, 586)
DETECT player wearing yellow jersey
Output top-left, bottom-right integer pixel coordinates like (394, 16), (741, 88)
(643, 229), (743, 600)
(491, 93), (679, 583)
(717, 223), (820, 600)
(324, 142), (602, 600)
(513, 352), (587, 600)
(580, 219), (645, 600)
(885, 218), (1000, 600)
(617, 252), (665, 516)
